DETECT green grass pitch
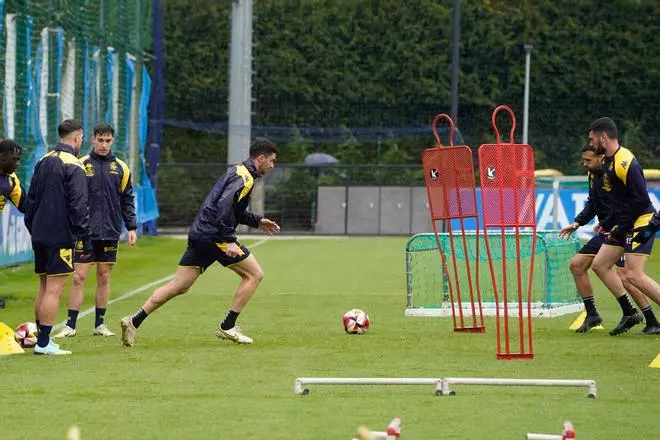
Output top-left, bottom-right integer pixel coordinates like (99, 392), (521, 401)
(1, 236), (659, 439)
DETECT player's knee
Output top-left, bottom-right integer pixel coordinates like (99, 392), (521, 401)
(97, 271), (111, 286)
(72, 271), (86, 287)
(625, 270), (644, 287)
(569, 257), (587, 275)
(245, 267), (264, 284)
(590, 260), (608, 276)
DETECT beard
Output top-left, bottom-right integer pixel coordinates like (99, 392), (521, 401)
(593, 142), (606, 155)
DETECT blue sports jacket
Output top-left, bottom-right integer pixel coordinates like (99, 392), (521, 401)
(0, 172), (27, 213)
(574, 170), (612, 228)
(600, 146), (655, 233)
(79, 151), (137, 241)
(24, 143), (90, 248)
(189, 160), (263, 243)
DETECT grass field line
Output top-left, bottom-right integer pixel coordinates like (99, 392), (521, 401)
(53, 238), (269, 330)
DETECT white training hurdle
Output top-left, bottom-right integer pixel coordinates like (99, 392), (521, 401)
(293, 377), (597, 398)
(526, 421), (575, 439)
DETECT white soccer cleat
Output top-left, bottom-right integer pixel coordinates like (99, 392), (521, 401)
(93, 324), (115, 337)
(120, 316), (137, 347)
(216, 326), (253, 344)
(33, 340), (72, 355)
(53, 326), (77, 338)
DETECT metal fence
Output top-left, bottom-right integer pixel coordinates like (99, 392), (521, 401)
(156, 163), (424, 232)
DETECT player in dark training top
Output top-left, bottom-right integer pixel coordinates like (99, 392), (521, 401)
(560, 144), (658, 333)
(120, 137), (280, 346)
(588, 117), (660, 335)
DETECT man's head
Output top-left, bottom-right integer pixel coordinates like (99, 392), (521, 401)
(249, 137), (279, 175)
(92, 123), (115, 157)
(58, 119), (84, 152)
(0, 139), (22, 174)
(588, 117), (618, 155)
(580, 144), (603, 173)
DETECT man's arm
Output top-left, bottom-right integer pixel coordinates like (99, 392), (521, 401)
(235, 209), (262, 228)
(618, 158), (650, 232)
(8, 173), (28, 213)
(66, 163), (91, 250)
(118, 161), (137, 231)
(213, 174), (246, 243)
(574, 174), (597, 226)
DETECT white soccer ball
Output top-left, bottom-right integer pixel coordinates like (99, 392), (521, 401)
(14, 322), (38, 348)
(342, 309), (370, 334)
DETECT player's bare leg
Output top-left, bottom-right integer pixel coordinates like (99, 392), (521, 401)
(623, 254), (660, 334)
(93, 263), (115, 336)
(53, 263), (91, 338)
(216, 254), (264, 344)
(568, 254), (602, 332)
(34, 275), (72, 355)
(592, 245), (643, 335)
(34, 275), (47, 327)
(120, 266), (201, 346)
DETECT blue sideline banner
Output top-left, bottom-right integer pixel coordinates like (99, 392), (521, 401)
(450, 188), (660, 238)
(0, 205), (33, 267)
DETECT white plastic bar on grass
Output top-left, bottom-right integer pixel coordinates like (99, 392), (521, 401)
(351, 432), (392, 440)
(526, 435), (562, 440)
(294, 377), (596, 398)
(440, 378), (597, 398)
(527, 420), (575, 440)
(294, 378), (441, 395)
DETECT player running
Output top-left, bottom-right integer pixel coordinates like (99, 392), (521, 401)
(120, 137), (280, 346)
(560, 144), (658, 334)
(588, 117), (660, 335)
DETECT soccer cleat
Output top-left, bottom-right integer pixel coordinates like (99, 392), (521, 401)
(52, 325), (77, 338)
(120, 316), (137, 347)
(575, 314), (603, 333)
(216, 326), (253, 344)
(33, 340), (72, 355)
(93, 324), (115, 337)
(609, 311), (644, 336)
(639, 324), (660, 335)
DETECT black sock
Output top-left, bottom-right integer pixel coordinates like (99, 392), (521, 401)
(66, 309), (79, 329)
(616, 294), (635, 316)
(95, 308), (106, 328)
(36, 319), (40, 329)
(131, 308), (148, 329)
(37, 325), (52, 348)
(582, 296), (598, 316)
(220, 310), (240, 330)
(642, 306), (659, 327)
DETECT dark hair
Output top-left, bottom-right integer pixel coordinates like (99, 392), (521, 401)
(581, 143), (598, 153)
(93, 122), (115, 137)
(249, 137), (279, 158)
(58, 119), (83, 139)
(588, 117), (618, 139)
(0, 139), (23, 155)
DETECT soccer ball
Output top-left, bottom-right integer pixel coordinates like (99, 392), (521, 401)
(14, 322), (38, 348)
(342, 309), (370, 334)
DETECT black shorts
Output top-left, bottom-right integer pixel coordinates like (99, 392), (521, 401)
(578, 234), (624, 268)
(33, 242), (74, 276)
(178, 239), (251, 273)
(604, 213), (655, 257)
(74, 240), (119, 264)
